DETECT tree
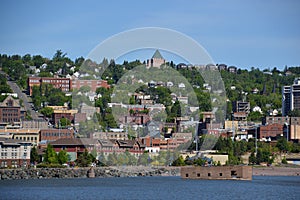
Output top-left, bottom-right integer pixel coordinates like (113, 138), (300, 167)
(59, 117), (71, 127)
(57, 150), (69, 165)
(276, 137), (290, 154)
(76, 149), (94, 167)
(248, 151), (256, 165)
(40, 107), (54, 118)
(171, 155), (185, 166)
(30, 146), (40, 164)
(170, 100), (181, 118)
(44, 144), (58, 164)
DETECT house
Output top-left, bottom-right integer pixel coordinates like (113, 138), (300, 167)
(50, 138), (99, 161)
(0, 138), (32, 168)
(98, 139), (145, 157)
(228, 66), (237, 73)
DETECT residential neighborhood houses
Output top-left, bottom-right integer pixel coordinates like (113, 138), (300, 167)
(0, 50), (300, 168)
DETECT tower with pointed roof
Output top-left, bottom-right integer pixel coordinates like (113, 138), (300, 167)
(146, 50), (165, 68)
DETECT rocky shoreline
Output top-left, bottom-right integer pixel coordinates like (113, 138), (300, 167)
(0, 166), (180, 180)
(1, 166), (300, 180)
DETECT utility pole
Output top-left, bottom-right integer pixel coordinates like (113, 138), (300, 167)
(255, 126), (258, 156)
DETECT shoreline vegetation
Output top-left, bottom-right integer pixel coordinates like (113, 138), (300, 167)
(0, 166), (299, 180)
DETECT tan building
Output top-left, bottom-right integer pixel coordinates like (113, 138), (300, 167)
(91, 131), (128, 140)
(290, 117), (300, 141)
(0, 129), (39, 145)
(0, 138), (32, 168)
(47, 106), (78, 125)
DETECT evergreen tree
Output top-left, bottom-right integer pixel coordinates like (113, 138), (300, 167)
(30, 146), (40, 164)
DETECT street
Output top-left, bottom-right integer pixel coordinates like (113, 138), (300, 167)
(6, 80), (42, 120)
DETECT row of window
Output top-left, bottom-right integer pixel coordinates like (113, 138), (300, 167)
(0, 152), (22, 157)
(2, 113), (19, 117)
(15, 136), (37, 142)
(1, 118), (19, 122)
(2, 109), (19, 112)
(42, 132), (71, 137)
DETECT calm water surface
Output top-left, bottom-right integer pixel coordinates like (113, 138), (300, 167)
(1, 176), (300, 200)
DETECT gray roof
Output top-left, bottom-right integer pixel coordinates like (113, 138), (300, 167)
(152, 50), (164, 59)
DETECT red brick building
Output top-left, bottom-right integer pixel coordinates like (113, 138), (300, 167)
(72, 79), (110, 92)
(28, 76), (71, 96)
(0, 96), (25, 124)
(40, 128), (74, 142)
(258, 123), (284, 139)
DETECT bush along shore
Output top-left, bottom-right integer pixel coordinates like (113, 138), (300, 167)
(0, 166), (180, 180)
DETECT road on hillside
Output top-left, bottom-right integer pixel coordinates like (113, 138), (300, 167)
(6, 80), (42, 120)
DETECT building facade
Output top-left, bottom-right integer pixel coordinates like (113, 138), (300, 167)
(146, 50), (165, 68)
(72, 79), (110, 92)
(0, 138), (32, 168)
(40, 128), (74, 142)
(28, 76), (71, 96)
(282, 78), (300, 116)
(0, 96), (25, 125)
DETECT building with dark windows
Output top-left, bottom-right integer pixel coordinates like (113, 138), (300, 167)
(282, 78), (300, 116)
(0, 96), (25, 125)
(0, 138), (32, 168)
(28, 76), (71, 96)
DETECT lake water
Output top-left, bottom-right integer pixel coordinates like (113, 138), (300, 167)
(1, 176), (300, 200)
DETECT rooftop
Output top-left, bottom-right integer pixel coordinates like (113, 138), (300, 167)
(152, 50), (164, 59)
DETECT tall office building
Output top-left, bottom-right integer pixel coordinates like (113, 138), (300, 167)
(282, 78), (300, 116)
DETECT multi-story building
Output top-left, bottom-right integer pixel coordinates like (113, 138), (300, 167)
(28, 76), (71, 96)
(232, 101), (250, 114)
(0, 96), (25, 125)
(47, 106), (78, 125)
(282, 85), (291, 116)
(40, 128), (74, 142)
(72, 79), (110, 92)
(28, 76), (110, 96)
(146, 50), (165, 68)
(22, 119), (48, 129)
(258, 123), (284, 140)
(0, 138), (32, 168)
(282, 78), (300, 116)
(91, 131), (128, 140)
(262, 116), (300, 141)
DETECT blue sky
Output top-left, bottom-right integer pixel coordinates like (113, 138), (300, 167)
(0, 0), (299, 70)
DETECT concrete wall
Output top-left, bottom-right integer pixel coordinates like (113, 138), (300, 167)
(181, 166), (252, 180)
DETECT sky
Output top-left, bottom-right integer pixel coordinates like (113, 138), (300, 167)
(0, 0), (299, 70)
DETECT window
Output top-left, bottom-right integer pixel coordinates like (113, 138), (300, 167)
(219, 173), (223, 177)
(208, 173), (211, 177)
(185, 173), (189, 178)
(197, 173), (200, 177)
